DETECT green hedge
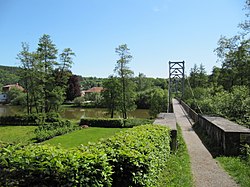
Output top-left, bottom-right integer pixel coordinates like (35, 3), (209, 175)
(80, 117), (124, 128)
(0, 125), (170, 186)
(0, 144), (112, 186)
(0, 112), (61, 126)
(85, 124), (171, 186)
(34, 120), (78, 142)
(80, 117), (153, 128)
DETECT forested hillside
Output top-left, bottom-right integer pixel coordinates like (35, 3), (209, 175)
(0, 65), (21, 89)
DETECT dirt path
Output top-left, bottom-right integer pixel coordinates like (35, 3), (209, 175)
(173, 99), (239, 187)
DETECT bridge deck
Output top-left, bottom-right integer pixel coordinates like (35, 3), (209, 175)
(173, 99), (238, 187)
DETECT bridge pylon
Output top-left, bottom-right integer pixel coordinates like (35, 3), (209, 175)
(168, 61), (185, 112)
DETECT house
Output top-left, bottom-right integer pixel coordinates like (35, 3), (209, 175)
(81, 87), (104, 96)
(2, 83), (25, 93)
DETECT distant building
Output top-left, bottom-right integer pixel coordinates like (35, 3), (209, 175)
(81, 87), (104, 96)
(2, 83), (25, 93)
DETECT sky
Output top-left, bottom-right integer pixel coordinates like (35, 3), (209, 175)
(0, 0), (247, 78)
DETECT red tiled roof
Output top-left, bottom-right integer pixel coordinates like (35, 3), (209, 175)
(84, 87), (104, 93)
(3, 83), (25, 92)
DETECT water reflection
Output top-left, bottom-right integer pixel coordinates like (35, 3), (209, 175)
(0, 105), (150, 119)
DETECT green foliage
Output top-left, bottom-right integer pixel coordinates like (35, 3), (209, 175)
(136, 89), (155, 109)
(88, 124), (171, 187)
(73, 96), (85, 106)
(80, 117), (124, 128)
(84, 92), (104, 107)
(17, 34), (75, 114)
(35, 119), (77, 142)
(0, 114), (44, 126)
(114, 44), (136, 119)
(0, 144), (112, 186)
(184, 86), (250, 128)
(6, 87), (26, 106)
(102, 76), (121, 117)
(80, 117), (153, 128)
(149, 88), (168, 117)
(189, 63), (208, 88)
(0, 124), (170, 187)
(80, 76), (104, 90)
(0, 67), (20, 86)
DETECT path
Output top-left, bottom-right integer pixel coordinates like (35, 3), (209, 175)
(172, 99), (239, 187)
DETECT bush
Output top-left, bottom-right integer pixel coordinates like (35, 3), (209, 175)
(0, 124), (170, 187)
(0, 144), (112, 186)
(87, 124), (171, 186)
(80, 117), (153, 128)
(35, 119), (78, 142)
(80, 117), (124, 128)
(0, 112), (61, 126)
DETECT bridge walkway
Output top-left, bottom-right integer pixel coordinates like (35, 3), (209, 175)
(173, 99), (239, 187)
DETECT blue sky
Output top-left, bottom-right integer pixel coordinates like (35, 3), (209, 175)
(0, 0), (246, 78)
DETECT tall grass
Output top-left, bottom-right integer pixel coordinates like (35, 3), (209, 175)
(158, 125), (193, 186)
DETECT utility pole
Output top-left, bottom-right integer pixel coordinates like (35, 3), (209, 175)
(168, 61), (185, 112)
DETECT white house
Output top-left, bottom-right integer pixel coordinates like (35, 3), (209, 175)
(0, 93), (7, 103)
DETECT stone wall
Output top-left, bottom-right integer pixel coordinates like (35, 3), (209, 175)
(180, 100), (250, 156)
(179, 100), (199, 123)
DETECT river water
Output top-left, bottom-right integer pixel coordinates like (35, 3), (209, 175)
(0, 105), (150, 119)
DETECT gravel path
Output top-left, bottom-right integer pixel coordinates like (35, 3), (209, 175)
(173, 99), (239, 187)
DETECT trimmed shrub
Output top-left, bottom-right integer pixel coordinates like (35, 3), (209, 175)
(84, 124), (171, 186)
(0, 125), (170, 186)
(0, 112), (61, 126)
(0, 144), (112, 186)
(80, 118), (124, 128)
(80, 117), (153, 128)
(35, 120), (78, 142)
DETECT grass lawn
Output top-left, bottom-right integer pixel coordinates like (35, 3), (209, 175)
(216, 156), (250, 187)
(0, 126), (37, 144)
(44, 127), (125, 149)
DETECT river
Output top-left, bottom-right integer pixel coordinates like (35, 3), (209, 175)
(0, 105), (150, 119)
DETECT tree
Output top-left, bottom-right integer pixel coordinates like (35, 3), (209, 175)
(114, 44), (136, 119)
(189, 63), (208, 88)
(214, 0), (250, 90)
(37, 34), (58, 113)
(149, 88), (168, 117)
(66, 75), (81, 101)
(17, 34), (75, 113)
(17, 42), (38, 114)
(102, 76), (121, 118)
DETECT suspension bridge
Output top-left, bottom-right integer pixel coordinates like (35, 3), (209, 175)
(154, 61), (250, 187)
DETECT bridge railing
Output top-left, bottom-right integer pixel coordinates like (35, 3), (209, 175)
(179, 100), (199, 123)
(179, 99), (250, 156)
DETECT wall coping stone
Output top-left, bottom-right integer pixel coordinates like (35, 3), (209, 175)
(201, 115), (250, 133)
